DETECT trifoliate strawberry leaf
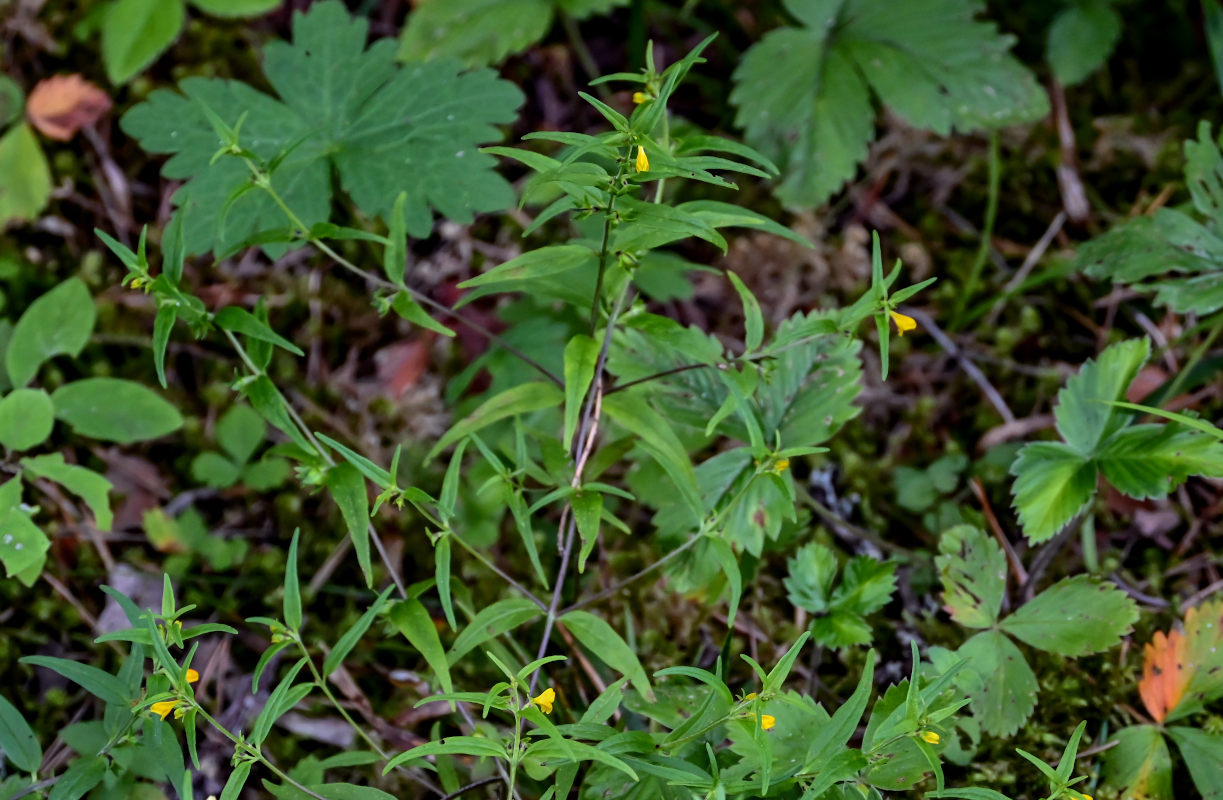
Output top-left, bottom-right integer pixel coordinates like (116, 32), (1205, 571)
(1053, 338), (1149, 455)
(956, 630), (1038, 738)
(122, 1), (522, 257)
(936, 525), (1006, 628)
(731, 0), (1047, 208)
(1009, 441), (1097, 544)
(1097, 424), (1223, 499)
(999, 575), (1138, 657)
(785, 543), (895, 649)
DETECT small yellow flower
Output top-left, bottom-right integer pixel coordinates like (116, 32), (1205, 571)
(635, 146), (649, 173)
(150, 700), (178, 719)
(186, 668), (199, 684)
(920, 730), (940, 745)
(632, 91), (647, 104)
(760, 714), (776, 731)
(532, 687), (556, 715)
(744, 692), (757, 701)
(774, 459), (790, 473)
(889, 309), (917, 337)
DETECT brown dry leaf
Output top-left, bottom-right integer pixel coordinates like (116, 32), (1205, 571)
(26, 74), (112, 141)
(1138, 597), (1223, 722)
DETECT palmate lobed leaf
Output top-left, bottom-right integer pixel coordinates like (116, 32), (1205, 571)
(731, 0), (1046, 208)
(122, 1), (523, 257)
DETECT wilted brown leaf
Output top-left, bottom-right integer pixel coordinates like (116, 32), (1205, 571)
(26, 74), (112, 141)
(1138, 598), (1223, 723)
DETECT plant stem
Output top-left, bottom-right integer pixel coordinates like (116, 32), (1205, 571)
(951, 131), (1000, 330)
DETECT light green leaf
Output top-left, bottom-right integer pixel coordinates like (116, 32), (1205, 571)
(0, 124), (51, 226)
(602, 392), (701, 518)
(1009, 441), (1096, 544)
(1101, 725), (1172, 800)
(52, 378), (182, 444)
(1167, 727), (1223, 800)
(390, 293), (455, 338)
(216, 404), (265, 466)
(48, 755), (108, 800)
(6, 277), (95, 388)
(726, 272), (764, 353)
(398, 0), (553, 67)
(214, 306), (304, 356)
(458, 245), (597, 291)
(563, 334), (599, 454)
(1098, 424), (1223, 499)
(834, 556), (897, 617)
(325, 463), (372, 587)
(936, 525), (1006, 628)
(1000, 575), (1137, 656)
(307, 784), (397, 800)
(0, 693), (41, 773)
(322, 586), (393, 679)
(956, 630), (1037, 737)
(561, 610), (653, 701)
(447, 598), (542, 664)
(785, 542), (838, 615)
(190, 452), (241, 488)
(189, 0), (280, 17)
(21, 454), (113, 531)
(1047, 0), (1122, 86)
(0, 480), (48, 582)
(571, 489), (602, 572)
(388, 599), (453, 697)
(732, 0), (1046, 207)
(20, 656), (129, 707)
(284, 528), (302, 631)
(101, 0), (185, 84)
(429, 381), (562, 461)
(122, 1), (522, 255)
(0, 389), (54, 451)
(1055, 338), (1150, 455)
(219, 760), (252, 800)
(384, 736), (508, 771)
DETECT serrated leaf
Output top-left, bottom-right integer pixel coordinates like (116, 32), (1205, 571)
(1055, 338), (1150, 455)
(1098, 424), (1223, 499)
(956, 630), (1037, 737)
(101, 0), (185, 84)
(1000, 575), (1138, 656)
(1009, 441), (1097, 544)
(1167, 727), (1223, 800)
(21, 454), (113, 531)
(732, 0), (1046, 207)
(6, 277), (95, 388)
(1101, 724), (1172, 800)
(0, 389), (54, 451)
(52, 378), (183, 444)
(122, 1), (522, 256)
(936, 525), (1006, 628)
(1047, 0), (1121, 86)
(834, 557), (896, 617)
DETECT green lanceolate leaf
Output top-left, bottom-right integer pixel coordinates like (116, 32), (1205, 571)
(1000, 575), (1138, 656)
(214, 306), (304, 356)
(284, 528), (303, 630)
(325, 463), (372, 587)
(448, 597), (543, 664)
(6, 277), (95, 388)
(561, 610), (654, 701)
(731, 0), (1046, 207)
(0, 693), (41, 773)
(322, 586), (394, 679)
(388, 599), (453, 697)
(48, 754), (108, 800)
(936, 525), (1006, 628)
(52, 378), (183, 444)
(20, 656), (129, 707)
(121, 1), (523, 256)
(428, 381), (563, 461)
(563, 334), (600, 454)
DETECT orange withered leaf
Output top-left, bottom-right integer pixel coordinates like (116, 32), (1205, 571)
(1138, 598), (1223, 723)
(1138, 629), (1187, 723)
(26, 74), (112, 141)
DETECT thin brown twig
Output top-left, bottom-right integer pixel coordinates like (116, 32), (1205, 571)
(970, 478), (1027, 587)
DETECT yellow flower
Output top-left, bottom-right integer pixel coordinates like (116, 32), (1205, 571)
(760, 714), (776, 731)
(632, 91), (647, 104)
(635, 146), (649, 173)
(920, 730), (940, 745)
(774, 458), (790, 473)
(186, 668), (199, 684)
(532, 687), (556, 715)
(151, 700), (178, 719)
(889, 309), (917, 337)
(744, 692), (757, 701)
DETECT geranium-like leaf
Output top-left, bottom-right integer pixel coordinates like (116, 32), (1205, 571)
(121, 1), (522, 256)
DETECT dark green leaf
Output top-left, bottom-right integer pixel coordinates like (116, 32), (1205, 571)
(0, 693), (41, 773)
(325, 463), (372, 588)
(52, 378), (182, 444)
(6, 278), (95, 388)
(322, 586), (393, 679)
(0, 388), (54, 451)
(19, 657), (128, 707)
(1000, 575), (1137, 656)
(214, 306), (304, 356)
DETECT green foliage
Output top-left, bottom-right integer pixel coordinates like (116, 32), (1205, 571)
(190, 405), (288, 490)
(1047, 0), (1122, 86)
(730, 0), (1047, 207)
(936, 526), (1137, 736)
(121, 1), (524, 256)
(1077, 123), (1223, 314)
(785, 542), (897, 648)
(0, 124), (51, 225)
(6, 277), (95, 388)
(1010, 338), (1223, 542)
(399, 0), (630, 67)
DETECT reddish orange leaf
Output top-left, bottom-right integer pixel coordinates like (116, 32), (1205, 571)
(1138, 629), (1187, 723)
(25, 74), (111, 141)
